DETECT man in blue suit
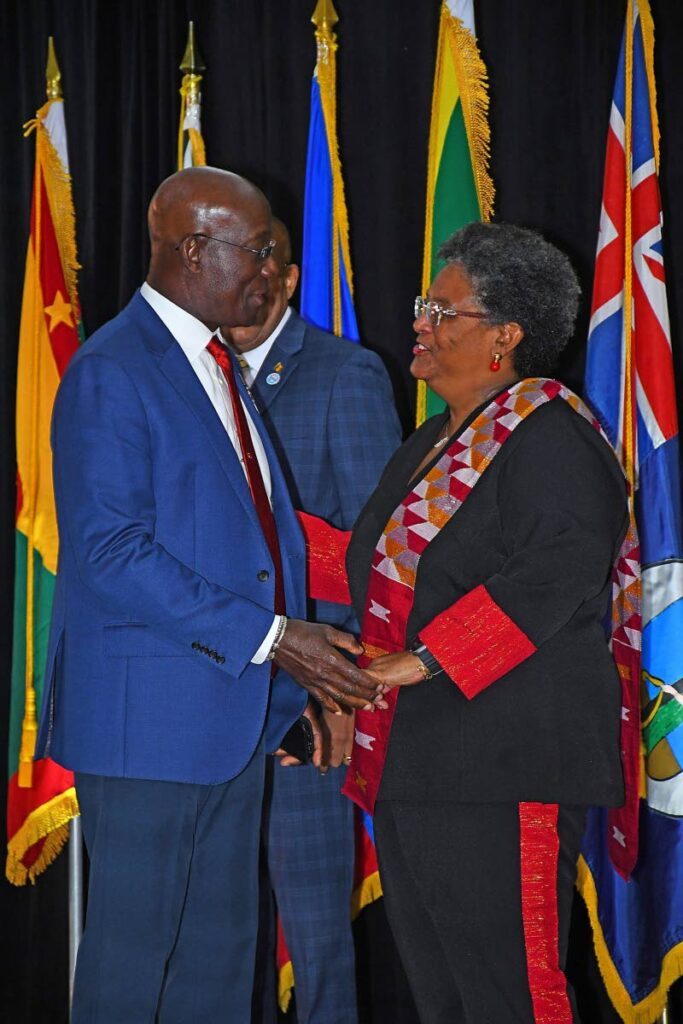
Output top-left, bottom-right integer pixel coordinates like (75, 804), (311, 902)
(224, 218), (401, 1024)
(37, 168), (383, 1024)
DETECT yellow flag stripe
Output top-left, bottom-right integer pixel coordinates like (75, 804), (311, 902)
(15, 241), (61, 575)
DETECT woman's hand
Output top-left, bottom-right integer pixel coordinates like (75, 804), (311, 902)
(365, 651), (426, 688)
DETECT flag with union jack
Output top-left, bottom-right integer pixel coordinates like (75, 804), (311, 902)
(578, 2), (683, 1020)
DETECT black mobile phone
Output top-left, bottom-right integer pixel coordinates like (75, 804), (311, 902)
(279, 716), (315, 764)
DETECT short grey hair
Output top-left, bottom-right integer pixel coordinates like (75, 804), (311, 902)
(437, 222), (581, 378)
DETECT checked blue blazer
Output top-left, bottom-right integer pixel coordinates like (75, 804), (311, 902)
(251, 310), (402, 631)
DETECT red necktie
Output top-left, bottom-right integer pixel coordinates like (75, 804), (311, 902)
(206, 338), (286, 615)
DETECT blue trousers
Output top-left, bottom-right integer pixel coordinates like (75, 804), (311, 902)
(73, 751), (264, 1023)
(258, 759), (358, 1024)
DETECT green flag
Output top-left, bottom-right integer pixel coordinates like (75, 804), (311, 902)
(417, 0), (494, 424)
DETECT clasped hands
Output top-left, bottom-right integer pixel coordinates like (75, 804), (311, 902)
(272, 619), (424, 716)
(273, 620), (424, 769)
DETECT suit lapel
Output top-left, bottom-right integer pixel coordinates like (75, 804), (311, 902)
(251, 312), (306, 411)
(127, 292), (261, 531)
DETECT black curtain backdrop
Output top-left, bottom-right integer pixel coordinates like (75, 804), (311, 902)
(2, 1), (683, 1021)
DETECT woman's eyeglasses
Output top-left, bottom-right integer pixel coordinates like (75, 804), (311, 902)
(414, 295), (487, 328)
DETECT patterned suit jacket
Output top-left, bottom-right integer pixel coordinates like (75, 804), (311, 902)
(250, 310), (402, 631)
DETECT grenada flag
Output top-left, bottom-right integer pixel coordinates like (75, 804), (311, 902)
(6, 91), (81, 885)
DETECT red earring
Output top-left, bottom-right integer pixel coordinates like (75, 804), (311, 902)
(490, 353), (502, 372)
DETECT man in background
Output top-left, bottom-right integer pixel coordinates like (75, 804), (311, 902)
(223, 217), (401, 1024)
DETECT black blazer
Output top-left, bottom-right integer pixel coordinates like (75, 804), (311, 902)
(347, 396), (628, 806)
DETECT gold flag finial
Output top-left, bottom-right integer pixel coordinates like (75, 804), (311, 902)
(312, 0), (339, 31)
(312, 0), (338, 65)
(180, 20), (205, 74)
(46, 36), (62, 99)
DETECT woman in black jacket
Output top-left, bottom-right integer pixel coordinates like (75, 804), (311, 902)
(335, 223), (631, 1024)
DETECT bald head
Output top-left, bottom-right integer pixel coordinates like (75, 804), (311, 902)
(146, 167), (276, 331)
(223, 216), (300, 354)
(270, 217), (292, 268)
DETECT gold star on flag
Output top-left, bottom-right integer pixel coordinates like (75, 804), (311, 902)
(44, 290), (74, 332)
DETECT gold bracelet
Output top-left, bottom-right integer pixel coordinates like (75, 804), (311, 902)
(415, 657), (432, 682)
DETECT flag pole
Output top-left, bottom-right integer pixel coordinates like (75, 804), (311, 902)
(68, 817), (83, 1012)
(178, 21), (206, 169)
(45, 36), (84, 1013)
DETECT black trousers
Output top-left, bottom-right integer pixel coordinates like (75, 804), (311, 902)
(374, 800), (586, 1024)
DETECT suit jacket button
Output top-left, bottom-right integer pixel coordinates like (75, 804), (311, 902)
(218, 655), (225, 665)
(191, 642), (199, 650)
(257, 570), (269, 582)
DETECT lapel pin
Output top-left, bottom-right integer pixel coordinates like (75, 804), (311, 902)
(265, 371), (281, 386)
(274, 362), (284, 372)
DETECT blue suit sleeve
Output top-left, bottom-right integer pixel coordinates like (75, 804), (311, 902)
(52, 353), (276, 678)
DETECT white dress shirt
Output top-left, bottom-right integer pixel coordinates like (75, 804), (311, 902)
(140, 282), (282, 662)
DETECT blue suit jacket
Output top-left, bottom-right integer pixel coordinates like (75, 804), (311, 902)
(250, 311), (402, 630)
(37, 291), (307, 785)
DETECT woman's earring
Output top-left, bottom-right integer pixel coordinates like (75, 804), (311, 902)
(490, 353), (502, 372)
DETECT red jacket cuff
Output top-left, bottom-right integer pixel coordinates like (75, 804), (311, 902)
(419, 584), (536, 698)
(296, 511), (352, 605)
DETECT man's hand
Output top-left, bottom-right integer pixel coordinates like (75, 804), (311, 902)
(273, 619), (385, 713)
(365, 651), (425, 687)
(319, 707), (355, 770)
(275, 702), (323, 768)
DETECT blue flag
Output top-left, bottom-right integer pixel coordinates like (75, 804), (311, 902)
(581, 2), (683, 1019)
(300, 63), (359, 341)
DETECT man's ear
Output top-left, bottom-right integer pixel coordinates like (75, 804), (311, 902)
(285, 263), (300, 300)
(179, 235), (203, 274)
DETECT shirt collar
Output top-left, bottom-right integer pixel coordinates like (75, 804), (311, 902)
(239, 306), (293, 378)
(140, 281), (214, 363)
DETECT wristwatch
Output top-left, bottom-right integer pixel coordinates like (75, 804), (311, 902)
(410, 641), (444, 680)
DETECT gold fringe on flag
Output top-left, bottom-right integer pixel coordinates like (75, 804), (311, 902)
(6, 788), (80, 886)
(577, 855), (683, 1024)
(638, 0), (660, 170)
(177, 74), (207, 170)
(313, 0), (355, 337)
(417, 3), (495, 427)
(24, 102), (82, 318)
(350, 868), (383, 918)
(177, 23), (206, 170)
(445, 6), (494, 223)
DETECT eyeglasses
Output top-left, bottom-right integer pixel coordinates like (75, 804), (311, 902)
(414, 295), (487, 328)
(175, 233), (277, 262)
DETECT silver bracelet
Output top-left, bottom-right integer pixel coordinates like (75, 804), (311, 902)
(266, 616), (288, 661)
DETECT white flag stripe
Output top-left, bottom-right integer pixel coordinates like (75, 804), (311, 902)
(589, 290), (623, 335)
(447, 0), (475, 35)
(635, 372), (667, 451)
(609, 101), (625, 149)
(632, 157), (656, 191)
(44, 99), (69, 172)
